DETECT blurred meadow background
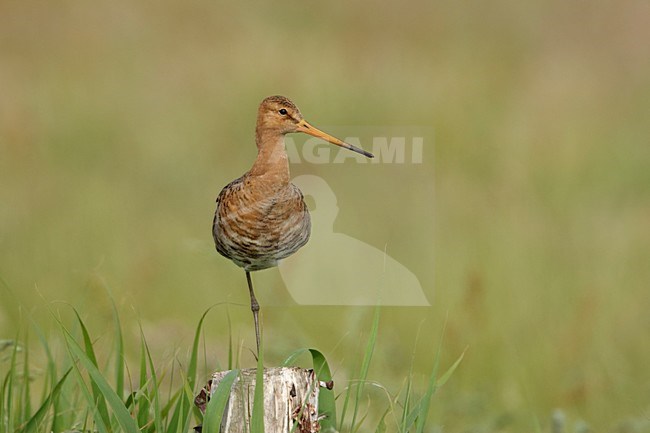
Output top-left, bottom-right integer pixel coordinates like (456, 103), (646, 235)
(1, 0), (649, 431)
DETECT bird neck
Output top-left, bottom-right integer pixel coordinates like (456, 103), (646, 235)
(248, 128), (290, 185)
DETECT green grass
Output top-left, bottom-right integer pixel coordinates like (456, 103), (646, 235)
(0, 306), (460, 433)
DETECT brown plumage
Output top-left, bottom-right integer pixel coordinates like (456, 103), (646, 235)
(212, 95), (373, 354)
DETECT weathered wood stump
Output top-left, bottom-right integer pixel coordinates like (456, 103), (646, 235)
(195, 367), (324, 433)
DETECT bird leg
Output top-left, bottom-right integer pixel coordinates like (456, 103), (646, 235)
(245, 271), (261, 355)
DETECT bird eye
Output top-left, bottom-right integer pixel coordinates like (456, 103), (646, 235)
(279, 108), (288, 115)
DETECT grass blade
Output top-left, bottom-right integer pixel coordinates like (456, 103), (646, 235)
(400, 370), (413, 432)
(5, 336), (20, 432)
(64, 348), (110, 433)
(281, 348), (309, 367)
(165, 386), (184, 433)
(28, 316), (75, 432)
(136, 336), (150, 428)
(349, 307), (380, 432)
(110, 297), (125, 401)
(189, 307), (214, 391)
(436, 348), (465, 389)
(71, 309), (112, 431)
(251, 339), (265, 433)
(375, 407), (390, 433)
(309, 349), (336, 432)
(227, 307), (233, 371)
(166, 367), (198, 433)
(140, 324), (163, 433)
(28, 319), (57, 405)
(165, 307), (213, 433)
(19, 328), (31, 424)
(21, 368), (72, 433)
(61, 322), (140, 433)
(282, 348), (336, 432)
(415, 348), (465, 432)
(202, 369), (239, 433)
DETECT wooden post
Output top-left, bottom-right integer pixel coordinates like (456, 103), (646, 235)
(195, 367), (323, 433)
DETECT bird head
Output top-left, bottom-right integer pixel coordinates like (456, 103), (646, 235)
(257, 95), (374, 158)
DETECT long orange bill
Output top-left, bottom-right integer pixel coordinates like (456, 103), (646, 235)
(296, 119), (374, 158)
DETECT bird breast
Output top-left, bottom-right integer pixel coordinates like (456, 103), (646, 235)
(213, 176), (311, 271)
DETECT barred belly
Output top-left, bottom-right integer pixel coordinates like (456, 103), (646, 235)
(213, 178), (311, 271)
